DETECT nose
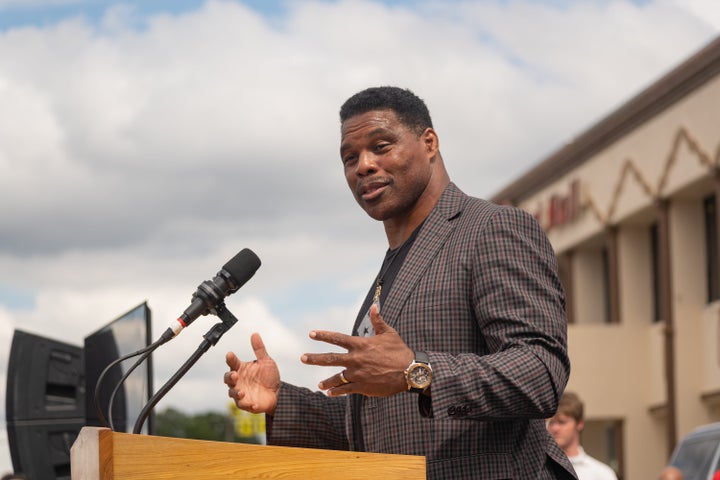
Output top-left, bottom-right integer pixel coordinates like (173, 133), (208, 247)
(355, 150), (378, 176)
(546, 422), (558, 434)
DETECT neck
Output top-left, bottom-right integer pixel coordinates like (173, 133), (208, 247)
(564, 443), (581, 458)
(384, 173), (450, 249)
(384, 218), (424, 250)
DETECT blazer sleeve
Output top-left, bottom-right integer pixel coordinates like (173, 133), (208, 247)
(266, 382), (350, 450)
(427, 205), (570, 420)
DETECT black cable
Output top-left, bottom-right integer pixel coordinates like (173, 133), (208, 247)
(107, 347), (154, 431)
(94, 328), (174, 430)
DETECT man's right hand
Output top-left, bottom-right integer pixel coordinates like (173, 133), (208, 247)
(224, 332), (281, 415)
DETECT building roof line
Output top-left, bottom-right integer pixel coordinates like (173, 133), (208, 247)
(491, 35), (720, 205)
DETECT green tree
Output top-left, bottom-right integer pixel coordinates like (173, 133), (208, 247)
(154, 407), (264, 444)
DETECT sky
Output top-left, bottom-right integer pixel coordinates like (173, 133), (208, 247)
(0, 0), (718, 474)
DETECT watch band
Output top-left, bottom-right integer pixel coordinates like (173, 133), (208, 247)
(414, 351), (429, 365)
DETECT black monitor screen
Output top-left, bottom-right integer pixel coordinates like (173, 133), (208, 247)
(83, 301), (153, 434)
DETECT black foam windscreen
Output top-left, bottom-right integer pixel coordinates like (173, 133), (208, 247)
(222, 248), (261, 291)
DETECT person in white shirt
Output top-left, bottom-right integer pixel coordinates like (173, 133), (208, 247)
(547, 392), (618, 480)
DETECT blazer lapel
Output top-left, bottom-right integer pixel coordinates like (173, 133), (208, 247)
(380, 183), (465, 328)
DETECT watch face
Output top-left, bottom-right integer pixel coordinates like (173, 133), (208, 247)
(409, 364), (432, 389)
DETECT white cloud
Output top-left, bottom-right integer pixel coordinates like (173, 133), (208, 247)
(0, 0), (718, 473)
(666, 0), (720, 29)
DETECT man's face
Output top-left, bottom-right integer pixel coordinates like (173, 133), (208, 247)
(546, 413), (582, 452)
(340, 109), (434, 222)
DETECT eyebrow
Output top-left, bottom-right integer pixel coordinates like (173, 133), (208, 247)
(340, 127), (396, 154)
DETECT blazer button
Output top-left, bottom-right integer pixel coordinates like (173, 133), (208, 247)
(448, 406), (456, 416)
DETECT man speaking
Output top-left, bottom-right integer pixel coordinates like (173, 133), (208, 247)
(224, 86), (577, 479)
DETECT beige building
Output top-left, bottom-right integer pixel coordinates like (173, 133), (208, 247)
(492, 36), (720, 479)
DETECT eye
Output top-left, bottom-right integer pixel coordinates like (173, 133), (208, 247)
(374, 142), (391, 153)
(342, 153), (357, 166)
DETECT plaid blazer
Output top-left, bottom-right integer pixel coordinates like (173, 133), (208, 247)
(269, 183), (577, 479)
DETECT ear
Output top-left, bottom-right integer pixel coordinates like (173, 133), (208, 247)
(576, 420), (585, 433)
(421, 128), (439, 158)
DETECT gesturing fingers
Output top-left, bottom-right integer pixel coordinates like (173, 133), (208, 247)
(308, 329), (357, 349)
(302, 329), (360, 367)
(225, 351), (241, 371)
(318, 370), (354, 396)
(223, 369), (237, 388)
(250, 332), (270, 361)
(368, 303), (395, 335)
(301, 351), (347, 367)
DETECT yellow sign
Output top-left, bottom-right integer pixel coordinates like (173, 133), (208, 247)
(228, 402), (266, 438)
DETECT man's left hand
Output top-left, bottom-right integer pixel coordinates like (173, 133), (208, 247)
(302, 303), (414, 397)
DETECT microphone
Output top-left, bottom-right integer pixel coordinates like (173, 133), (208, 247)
(167, 248), (261, 338)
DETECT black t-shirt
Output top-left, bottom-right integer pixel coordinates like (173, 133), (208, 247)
(352, 223), (423, 337)
(350, 222), (424, 450)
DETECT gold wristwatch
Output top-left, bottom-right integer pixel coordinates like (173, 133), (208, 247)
(404, 351), (432, 393)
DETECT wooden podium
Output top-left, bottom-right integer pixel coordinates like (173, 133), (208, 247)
(71, 427), (426, 479)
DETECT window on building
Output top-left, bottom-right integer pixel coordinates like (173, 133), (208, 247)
(705, 194), (719, 303)
(650, 223), (662, 322)
(601, 247), (611, 324)
(574, 243), (609, 325)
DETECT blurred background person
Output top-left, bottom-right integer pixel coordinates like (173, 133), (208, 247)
(547, 392), (617, 480)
